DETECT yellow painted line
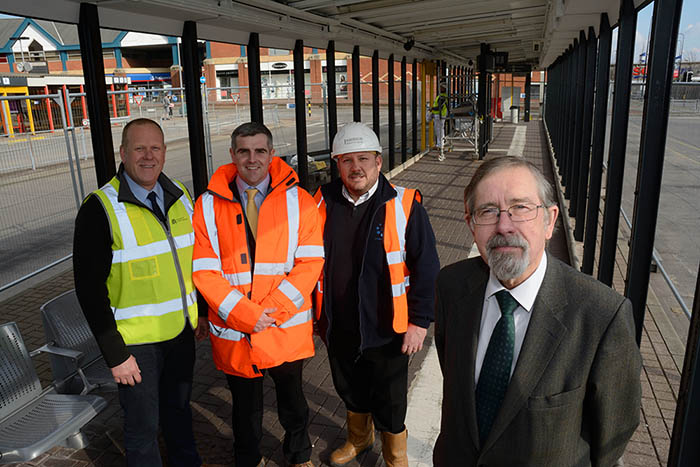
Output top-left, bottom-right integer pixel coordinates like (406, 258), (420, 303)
(667, 146), (700, 166)
(7, 136), (47, 143)
(666, 134), (700, 154)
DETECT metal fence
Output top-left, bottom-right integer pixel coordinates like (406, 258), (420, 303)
(0, 80), (423, 291)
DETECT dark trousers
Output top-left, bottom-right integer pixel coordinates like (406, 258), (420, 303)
(118, 325), (200, 467)
(328, 341), (409, 433)
(225, 359), (312, 467)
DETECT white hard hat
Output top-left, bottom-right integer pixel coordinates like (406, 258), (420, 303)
(331, 122), (382, 158)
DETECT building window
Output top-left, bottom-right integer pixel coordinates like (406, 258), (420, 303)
(269, 48), (289, 56)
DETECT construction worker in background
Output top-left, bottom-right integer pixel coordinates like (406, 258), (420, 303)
(431, 84), (448, 161)
(73, 118), (203, 466)
(314, 122), (440, 467)
(192, 122), (324, 467)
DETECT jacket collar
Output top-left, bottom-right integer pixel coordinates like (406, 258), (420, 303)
(115, 163), (183, 211)
(206, 157), (297, 202)
(321, 172), (396, 206)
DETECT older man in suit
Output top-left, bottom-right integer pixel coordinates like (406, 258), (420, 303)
(433, 156), (641, 466)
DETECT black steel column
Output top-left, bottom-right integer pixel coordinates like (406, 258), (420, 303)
(562, 45), (576, 179)
(326, 40), (338, 180)
(248, 33), (263, 124)
(293, 40), (309, 190)
(567, 32), (587, 211)
(372, 50), (380, 140)
(412, 59), (417, 155)
(574, 26), (598, 241)
(524, 73), (531, 122)
(598, 0), (638, 286)
(180, 21), (208, 197)
(625, 0), (684, 342)
(477, 43), (489, 160)
(582, 14), (613, 275)
(78, 3), (115, 186)
(388, 54), (395, 170)
(401, 56), (407, 163)
(352, 46), (361, 121)
(668, 264), (700, 466)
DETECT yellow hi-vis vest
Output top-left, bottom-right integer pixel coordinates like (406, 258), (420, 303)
(91, 176), (198, 345)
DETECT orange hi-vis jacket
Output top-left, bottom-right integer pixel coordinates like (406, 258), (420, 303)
(313, 184), (418, 333)
(192, 158), (324, 378)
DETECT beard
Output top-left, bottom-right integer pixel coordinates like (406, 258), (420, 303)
(486, 233), (530, 282)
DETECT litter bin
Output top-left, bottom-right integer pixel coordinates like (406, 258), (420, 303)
(510, 106), (519, 124)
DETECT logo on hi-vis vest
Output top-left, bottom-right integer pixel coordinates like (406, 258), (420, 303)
(171, 216), (189, 225)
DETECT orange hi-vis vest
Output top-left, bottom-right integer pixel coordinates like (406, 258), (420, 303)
(313, 184), (418, 333)
(192, 158), (324, 378)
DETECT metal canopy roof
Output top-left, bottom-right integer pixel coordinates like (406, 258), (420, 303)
(1, 0), (648, 69)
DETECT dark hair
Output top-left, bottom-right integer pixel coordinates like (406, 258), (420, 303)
(121, 118), (164, 147)
(230, 122), (273, 150)
(463, 156), (556, 218)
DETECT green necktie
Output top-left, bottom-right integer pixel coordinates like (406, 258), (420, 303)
(475, 289), (518, 445)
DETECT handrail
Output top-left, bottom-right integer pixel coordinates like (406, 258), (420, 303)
(619, 206), (691, 319)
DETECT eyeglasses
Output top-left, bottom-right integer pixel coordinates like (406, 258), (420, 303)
(471, 203), (544, 225)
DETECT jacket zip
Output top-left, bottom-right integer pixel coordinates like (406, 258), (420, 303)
(154, 208), (191, 334)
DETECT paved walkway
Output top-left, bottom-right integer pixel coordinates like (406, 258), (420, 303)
(1, 120), (684, 466)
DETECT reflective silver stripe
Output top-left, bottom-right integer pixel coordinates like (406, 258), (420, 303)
(295, 245), (324, 258)
(285, 187), (300, 273)
(404, 276), (410, 287)
(177, 192), (194, 217)
(112, 232), (194, 263)
(316, 193), (324, 209)
(393, 186), (408, 258)
(278, 279), (304, 310)
(102, 183), (138, 250)
(224, 271), (252, 286)
(386, 251), (403, 265)
(209, 321), (245, 341)
(218, 289), (245, 323)
(275, 308), (313, 329)
(255, 262), (285, 276)
(201, 193), (221, 259)
(391, 281), (406, 298)
(114, 290), (196, 320)
(193, 257), (221, 272)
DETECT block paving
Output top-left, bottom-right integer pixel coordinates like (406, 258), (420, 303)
(1, 120), (685, 466)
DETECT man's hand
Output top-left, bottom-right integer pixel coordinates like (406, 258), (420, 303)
(195, 316), (209, 341)
(253, 308), (276, 333)
(401, 324), (427, 355)
(111, 354), (142, 386)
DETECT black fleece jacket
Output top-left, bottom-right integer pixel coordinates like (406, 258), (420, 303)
(73, 165), (206, 368)
(318, 174), (440, 354)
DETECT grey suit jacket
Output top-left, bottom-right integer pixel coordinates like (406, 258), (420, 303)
(433, 253), (641, 467)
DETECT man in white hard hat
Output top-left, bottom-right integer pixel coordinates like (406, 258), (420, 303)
(313, 122), (440, 467)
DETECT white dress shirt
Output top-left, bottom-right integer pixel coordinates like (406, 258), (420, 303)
(235, 174), (270, 210)
(342, 178), (379, 206)
(474, 253), (548, 384)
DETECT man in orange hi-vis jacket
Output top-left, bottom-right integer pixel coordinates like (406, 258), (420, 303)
(192, 122), (324, 467)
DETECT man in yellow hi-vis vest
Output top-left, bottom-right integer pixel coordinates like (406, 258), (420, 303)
(431, 84), (448, 161)
(73, 118), (203, 466)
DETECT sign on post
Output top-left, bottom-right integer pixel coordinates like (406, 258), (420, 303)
(134, 95), (143, 106)
(231, 93), (240, 104)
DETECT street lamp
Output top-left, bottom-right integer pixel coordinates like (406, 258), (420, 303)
(9, 36), (29, 72)
(677, 32), (685, 81)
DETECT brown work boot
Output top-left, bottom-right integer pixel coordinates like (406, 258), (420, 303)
(380, 429), (408, 467)
(329, 411), (375, 465)
(288, 461), (314, 467)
